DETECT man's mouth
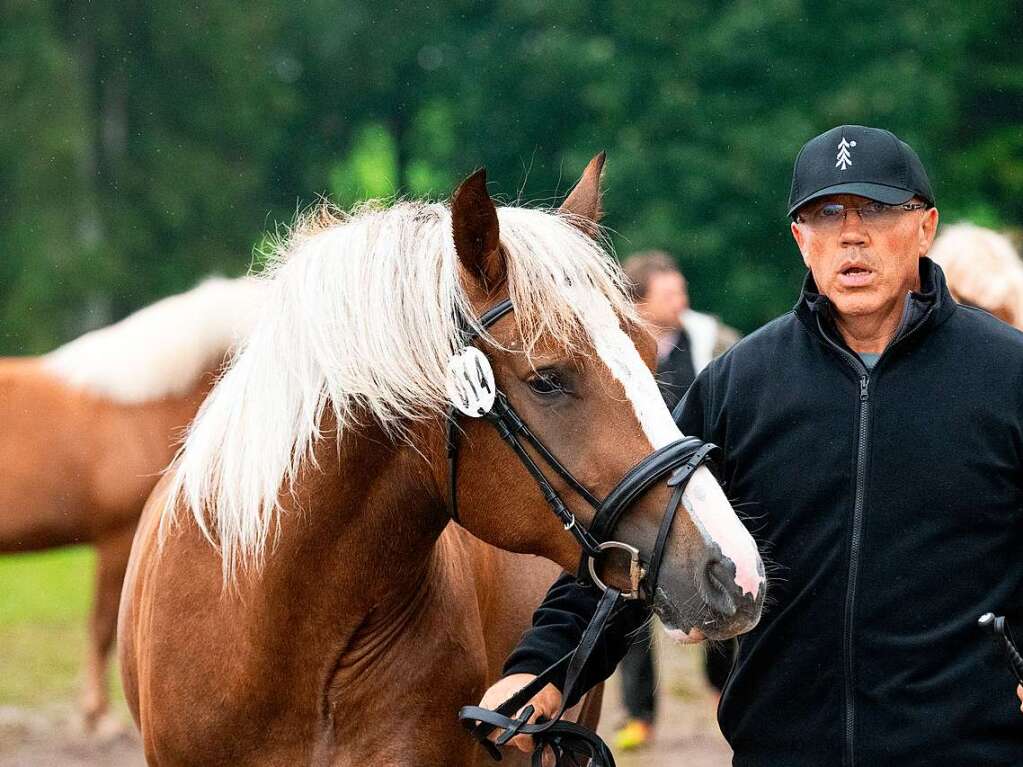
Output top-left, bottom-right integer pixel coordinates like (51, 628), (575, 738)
(838, 264), (875, 287)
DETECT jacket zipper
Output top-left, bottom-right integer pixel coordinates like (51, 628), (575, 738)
(845, 372), (869, 767)
(815, 299), (933, 767)
(815, 317), (869, 767)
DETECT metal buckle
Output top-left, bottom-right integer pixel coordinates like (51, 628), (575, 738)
(587, 541), (645, 600)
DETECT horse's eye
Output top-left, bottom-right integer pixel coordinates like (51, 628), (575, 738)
(528, 370), (565, 396)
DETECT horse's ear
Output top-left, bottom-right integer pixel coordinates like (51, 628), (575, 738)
(559, 152), (606, 234)
(451, 168), (505, 293)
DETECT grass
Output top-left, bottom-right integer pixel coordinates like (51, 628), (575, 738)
(0, 547), (97, 708)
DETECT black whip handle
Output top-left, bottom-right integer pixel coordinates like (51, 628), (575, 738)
(977, 612), (1023, 685)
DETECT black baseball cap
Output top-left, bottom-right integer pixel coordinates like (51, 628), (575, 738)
(787, 125), (935, 217)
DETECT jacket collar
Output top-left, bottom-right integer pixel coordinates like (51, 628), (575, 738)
(794, 257), (955, 347)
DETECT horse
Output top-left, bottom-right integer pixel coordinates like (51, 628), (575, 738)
(118, 156), (766, 766)
(0, 276), (262, 730)
(929, 222), (1023, 329)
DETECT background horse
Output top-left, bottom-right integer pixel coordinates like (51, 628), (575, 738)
(0, 276), (262, 729)
(929, 223), (1023, 329)
(119, 158), (765, 765)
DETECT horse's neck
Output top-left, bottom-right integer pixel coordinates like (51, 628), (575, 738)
(253, 418), (451, 632)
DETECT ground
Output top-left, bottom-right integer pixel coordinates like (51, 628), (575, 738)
(0, 707), (143, 767)
(599, 633), (732, 767)
(0, 635), (731, 766)
(0, 547), (730, 766)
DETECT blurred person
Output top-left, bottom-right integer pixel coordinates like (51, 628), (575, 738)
(928, 222), (1023, 329)
(622, 250), (740, 411)
(477, 125), (1023, 766)
(612, 250), (740, 750)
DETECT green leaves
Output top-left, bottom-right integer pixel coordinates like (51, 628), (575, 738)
(329, 123), (400, 207)
(1, 1), (1019, 354)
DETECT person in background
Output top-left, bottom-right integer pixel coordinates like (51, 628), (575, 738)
(622, 250), (740, 412)
(928, 223), (1023, 330)
(613, 250), (740, 750)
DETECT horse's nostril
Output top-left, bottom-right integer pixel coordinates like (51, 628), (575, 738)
(702, 557), (739, 618)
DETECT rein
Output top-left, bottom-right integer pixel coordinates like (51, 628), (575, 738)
(446, 298), (718, 765)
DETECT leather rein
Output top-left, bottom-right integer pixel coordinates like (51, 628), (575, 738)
(446, 298), (718, 765)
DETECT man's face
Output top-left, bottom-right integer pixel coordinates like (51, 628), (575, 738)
(639, 271), (689, 330)
(790, 194), (939, 320)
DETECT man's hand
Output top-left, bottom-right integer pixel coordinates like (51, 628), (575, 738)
(1017, 684), (1022, 713)
(475, 673), (563, 756)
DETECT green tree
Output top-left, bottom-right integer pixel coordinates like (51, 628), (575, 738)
(1, 0), (1020, 353)
(1, 0), (295, 353)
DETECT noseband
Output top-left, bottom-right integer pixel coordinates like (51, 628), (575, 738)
(449, 298), (718, 765)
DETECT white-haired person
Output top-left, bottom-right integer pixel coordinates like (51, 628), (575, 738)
(928, 222), (1023, 329)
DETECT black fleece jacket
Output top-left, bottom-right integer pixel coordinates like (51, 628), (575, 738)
(504, 259), (1023, 766)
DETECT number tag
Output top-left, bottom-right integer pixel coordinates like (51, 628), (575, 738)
(446, 347), (496, 417)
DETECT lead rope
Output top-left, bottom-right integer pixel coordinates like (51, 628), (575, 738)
(459, 588), (625, 766)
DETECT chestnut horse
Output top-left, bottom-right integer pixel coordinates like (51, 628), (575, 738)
(119, 157), (765, 765)
(0, 277), (261, 729)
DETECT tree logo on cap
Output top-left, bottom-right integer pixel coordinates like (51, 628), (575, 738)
(836, 138), (857, 171)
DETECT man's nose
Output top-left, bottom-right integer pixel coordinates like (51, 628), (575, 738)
(839, 210), (869, 245)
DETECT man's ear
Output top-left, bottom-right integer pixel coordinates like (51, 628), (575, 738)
(918, 207), (939, 257)
(451, 168), (505, 293)
(559, 152), (606, 235)
(791, 221), (811, 269)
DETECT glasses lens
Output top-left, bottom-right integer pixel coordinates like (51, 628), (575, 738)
(805, 201), (903, 229)
(859, 201), (889, 220)
(809, 203), (845, 227)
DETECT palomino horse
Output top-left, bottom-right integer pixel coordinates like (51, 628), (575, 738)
(929, 223), (1023, 329)
(119, 156), (765, 766)
(0, 277), (261, 729)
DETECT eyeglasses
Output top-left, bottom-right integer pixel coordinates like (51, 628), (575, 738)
(795, 201), (929, 230)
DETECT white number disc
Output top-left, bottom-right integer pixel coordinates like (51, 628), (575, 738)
(446, 347), (496, 417)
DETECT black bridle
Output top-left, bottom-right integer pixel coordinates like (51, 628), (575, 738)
(447, 298), (718, 765)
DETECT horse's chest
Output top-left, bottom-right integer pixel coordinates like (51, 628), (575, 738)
(324, 591), (489, 764)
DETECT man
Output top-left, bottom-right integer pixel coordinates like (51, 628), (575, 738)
(479, 125), (1023, 766)
(614, 250), (740, 749)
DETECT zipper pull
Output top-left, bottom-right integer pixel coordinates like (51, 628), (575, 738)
(859, 375), (869, 402)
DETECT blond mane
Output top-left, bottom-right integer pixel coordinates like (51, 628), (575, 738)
(43, 277), (263, 403)
(162, 200), (638, 578)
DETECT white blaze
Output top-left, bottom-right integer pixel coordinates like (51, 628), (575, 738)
(577, 294), (764, 599)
